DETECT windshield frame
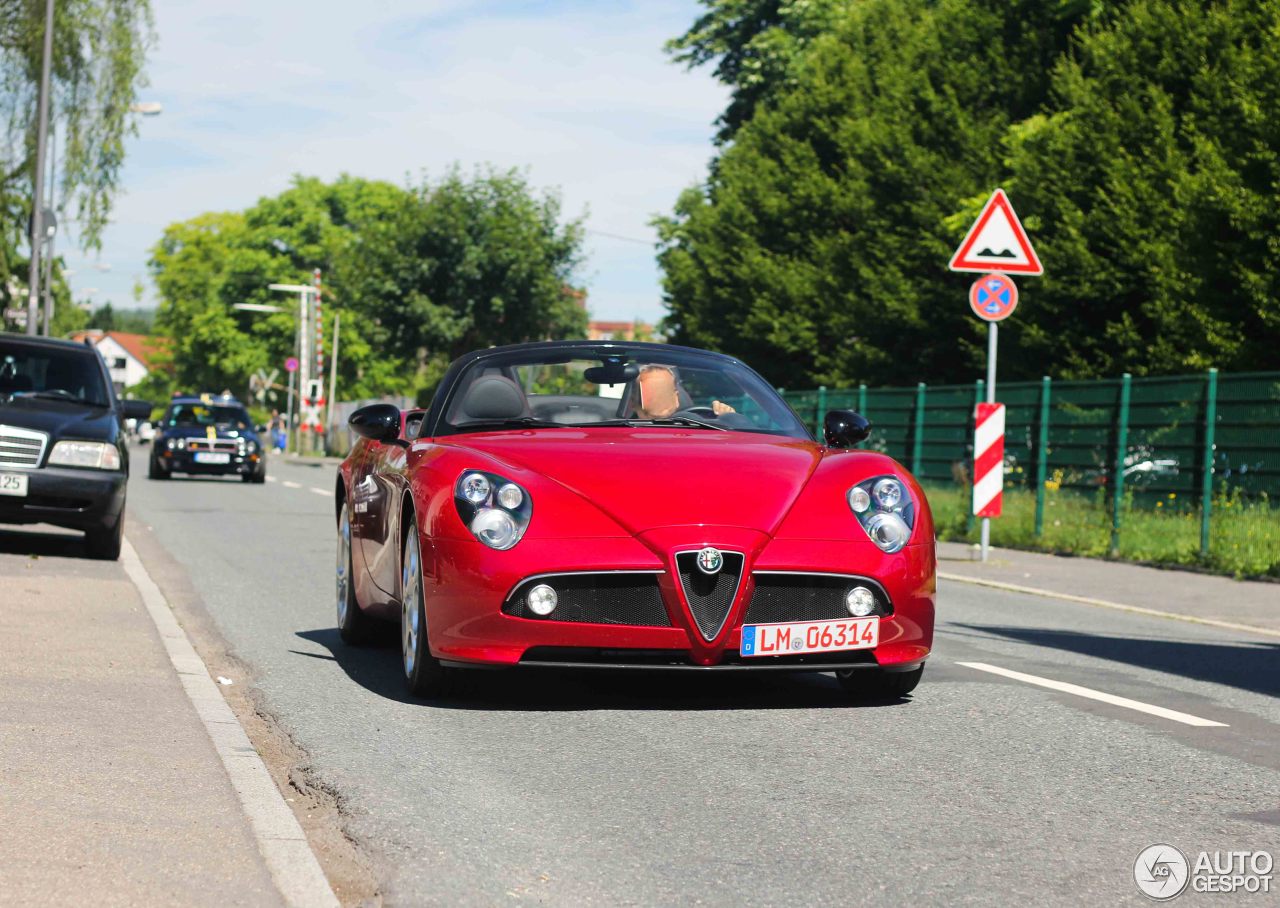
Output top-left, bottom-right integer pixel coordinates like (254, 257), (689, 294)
(425, 342), (811, 441)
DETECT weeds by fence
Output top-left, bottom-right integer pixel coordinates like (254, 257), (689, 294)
(780, 370), (1280, 578)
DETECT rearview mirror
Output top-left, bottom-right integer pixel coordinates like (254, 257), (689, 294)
(823, 409), (871, 448)
(121, 399), (153, 421)
(349, 404), (402, 443)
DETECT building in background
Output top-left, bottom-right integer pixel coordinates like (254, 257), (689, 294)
(587, 319), (655, 342)
(69, 330), (168, 396)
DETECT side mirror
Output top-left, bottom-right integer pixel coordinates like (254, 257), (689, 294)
(823, 409), (871, 449)
(122, 399), (153, 421)
(349, 404), (402, 443)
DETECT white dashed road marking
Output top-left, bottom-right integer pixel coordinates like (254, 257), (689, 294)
(310, 488), (331, 497)
(265, 475), (277, 483)
(282, 481), (301, 489)
(957, 662), (1229, 728)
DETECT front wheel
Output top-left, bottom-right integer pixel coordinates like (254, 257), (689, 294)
(336, 502), (373, 644)
(836, 664), (924, 700)
(400, 511), (452, 698)
(148, 458), (168, 480)
(86, 512), (124, 561)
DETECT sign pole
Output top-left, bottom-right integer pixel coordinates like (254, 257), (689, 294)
(981, 322), (997, 562)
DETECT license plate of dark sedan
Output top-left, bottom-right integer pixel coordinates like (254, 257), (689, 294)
(0, 473), (28, 497)
(740, 617), (879, 657)
(194, 452), (230, 464)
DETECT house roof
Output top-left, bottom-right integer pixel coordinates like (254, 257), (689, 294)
(70, 331), (169, 370)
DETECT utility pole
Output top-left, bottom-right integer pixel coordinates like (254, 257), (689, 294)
(41, 122), (57, 334)
(26, 0), (55, 335)
(327, 310), (340, 450)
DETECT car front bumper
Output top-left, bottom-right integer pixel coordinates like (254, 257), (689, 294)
(0, 465), (126, 531)
(421, 530), (934, 671)
(155, 450), (262, 476)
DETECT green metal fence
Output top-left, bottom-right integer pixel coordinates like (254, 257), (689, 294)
(780, 370), (1280, 556)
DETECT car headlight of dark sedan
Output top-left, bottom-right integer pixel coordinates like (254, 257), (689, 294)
(847, 475), (915, 553)
(48, 440), (121, 470)
(455, 470), (532, 550)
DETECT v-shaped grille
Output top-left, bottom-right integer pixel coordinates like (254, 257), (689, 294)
(675, 551), (744, 641)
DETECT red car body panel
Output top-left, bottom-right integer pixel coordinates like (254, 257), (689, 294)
(340, 419), (936, 672)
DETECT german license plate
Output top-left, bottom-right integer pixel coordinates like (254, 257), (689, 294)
(194, 452), (231, 464)
(740, 617), (879, 657)
(0, 473), (29, 497)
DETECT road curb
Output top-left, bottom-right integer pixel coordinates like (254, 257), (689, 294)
(938, 570), (1280, 640)
(121, 538), (340, 908)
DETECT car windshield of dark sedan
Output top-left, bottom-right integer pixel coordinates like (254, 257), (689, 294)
(163, 404), (251, 430)
(0, 343), (111, 407)
(441, 348), (809, 438)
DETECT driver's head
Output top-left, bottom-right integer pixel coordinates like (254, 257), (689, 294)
(636, 365), (680, 419)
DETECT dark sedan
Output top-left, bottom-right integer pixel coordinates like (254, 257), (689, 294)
(0, 333), (151, 559)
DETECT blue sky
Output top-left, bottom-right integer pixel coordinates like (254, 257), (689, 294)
(62, 0), (726, 325)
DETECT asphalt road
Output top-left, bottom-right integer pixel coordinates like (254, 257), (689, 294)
(122, 451), (1280, 906)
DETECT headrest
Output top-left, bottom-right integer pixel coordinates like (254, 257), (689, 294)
(460, 375), (530, 421)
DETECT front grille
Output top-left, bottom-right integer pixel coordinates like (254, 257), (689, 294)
(0, 424), (48, 469)
(676, 551), (744, 641)
(184, 438), (239, 453)
(505, 573), (670, 626)
(744, 573), (892, 625)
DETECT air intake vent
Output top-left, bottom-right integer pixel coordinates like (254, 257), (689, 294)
(675, 550), (744, 641)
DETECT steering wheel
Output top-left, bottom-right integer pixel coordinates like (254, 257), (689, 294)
(678, 406), (719, 418)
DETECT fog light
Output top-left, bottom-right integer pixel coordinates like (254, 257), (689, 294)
(527, 584), (557, 616)
(846, 586), (876, 617)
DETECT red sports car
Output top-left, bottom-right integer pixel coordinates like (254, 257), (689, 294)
(336, 341), (935, 699)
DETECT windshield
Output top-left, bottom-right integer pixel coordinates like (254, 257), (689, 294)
(0, 342), (112, 407)
(439, 347), (809, 439)
(163, 403), (251, 430)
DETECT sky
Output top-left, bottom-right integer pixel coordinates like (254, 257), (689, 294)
(61, 0), (726, 325)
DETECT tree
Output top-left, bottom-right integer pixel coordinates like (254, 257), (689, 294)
(340, 166), (587, 397)
(666, 0), (846, 143)
(657, 0), (1098, 386)
(1000, 0), (1280, 377)
(150, 170), (587, 405)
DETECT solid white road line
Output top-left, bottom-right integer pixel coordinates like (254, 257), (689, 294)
(310, 488), (332, 497)
(938, 571), (1280, 641)
(121, 539), (340, 907)
(282, 480), (301, 489)
(957, 661), (1229, 728)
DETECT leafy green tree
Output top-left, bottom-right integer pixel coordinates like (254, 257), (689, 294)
(340, 166), (587, 398)
(1001, 0), (1280, 377)
(658, 0), (1096, 386)
(666, 0), (846, 142)
(150, 170), (587, 405)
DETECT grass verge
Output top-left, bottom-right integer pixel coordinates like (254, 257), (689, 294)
(925, 484), (1280, 580)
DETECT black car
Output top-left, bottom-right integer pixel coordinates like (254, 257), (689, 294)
(148, 394), (267, 483)
(0, 333), (152, 560)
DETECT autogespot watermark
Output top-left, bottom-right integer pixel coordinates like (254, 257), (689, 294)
(1134, 844), (1274, 900)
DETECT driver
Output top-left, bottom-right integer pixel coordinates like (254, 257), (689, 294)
(635, 364), (736, 419)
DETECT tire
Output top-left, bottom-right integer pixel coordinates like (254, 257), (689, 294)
(836, 664), (924, 700)
(148, 458), (168, 480)
(336, 502), (373, 645)
(252, 468), (266, 484)
(400, 510), (452, 698)
(85, 512), (124, 561)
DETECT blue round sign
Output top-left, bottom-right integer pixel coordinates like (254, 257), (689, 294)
(969, 273), (1019, 322)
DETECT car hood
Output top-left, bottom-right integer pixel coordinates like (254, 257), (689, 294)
(0, 398), (117, 442)
(450, 429), (823, 535)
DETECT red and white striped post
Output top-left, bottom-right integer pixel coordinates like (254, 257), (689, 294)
(973, 402), (1005, 559)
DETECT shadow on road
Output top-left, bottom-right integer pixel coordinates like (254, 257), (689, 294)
(294, 627), (912, 712)
(955, 623), (1280, 698)
(0, 526), (91, 559)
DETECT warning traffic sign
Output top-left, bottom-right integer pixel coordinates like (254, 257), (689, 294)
(969, 273), (1019, 322)
(949, 188), (1042, 275)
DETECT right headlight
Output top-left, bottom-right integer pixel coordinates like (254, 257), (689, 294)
(454, 470), (532, 550)
(847, 475), (915, 553)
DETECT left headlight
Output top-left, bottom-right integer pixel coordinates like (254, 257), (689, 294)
(48, 441), (121, 470)
(454, 470), (532, 550)
(847, 475), (915, 553)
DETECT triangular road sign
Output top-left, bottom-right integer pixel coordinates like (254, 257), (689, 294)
(949, 188), (1043, 275)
